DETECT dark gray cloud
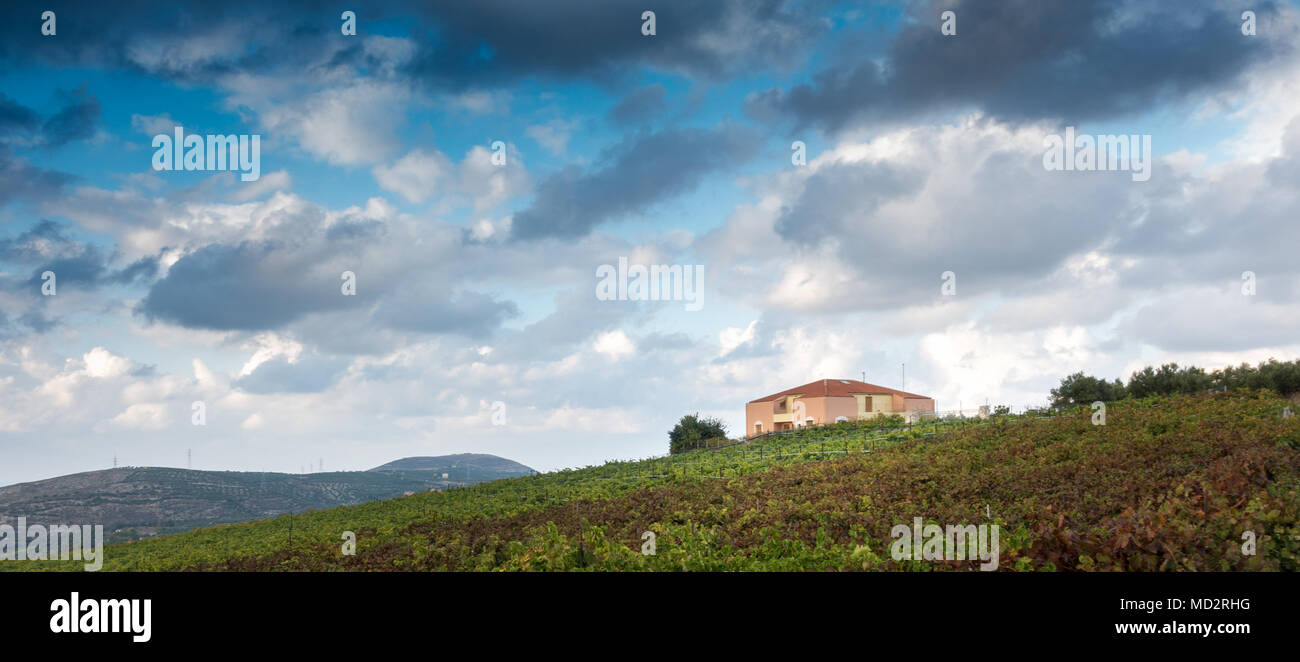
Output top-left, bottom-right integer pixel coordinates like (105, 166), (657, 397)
(0, 94), (40, 140)
(0, 88), (96, 206)
(0, 149), (74, 205)
(609, 84), (668, 126)
(0, 87), (101, 148)
(0, 1), (825, 90)
(399, 0), (827, 87)
(40, 85), (101, 147)
(325, 218), (387, 242)
(0, 221), (156, 293)
(774, 159), (924, 239)
(747, 0), (1291, 133)
(137, 241), (361, 331)
(511, 123), (760, 239)
(139, 237), (520, 339)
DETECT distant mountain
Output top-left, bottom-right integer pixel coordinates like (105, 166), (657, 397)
(0, 454), (533, 544)
(369, 453), (534, 479)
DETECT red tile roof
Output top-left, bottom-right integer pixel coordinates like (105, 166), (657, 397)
(748, 378), (931, 403)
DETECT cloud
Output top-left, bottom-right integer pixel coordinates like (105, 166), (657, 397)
(234, 355), (348, 394)
(137, 240), (364, 331)
(747, 0), (1296, 133)
(511, 123), (759, 239)
(0, 94), (40, 140)
(231, 170), (292, 202)
(608, 84), (667, 126)
(372, 149), (455, 203)
(130, 113), (180, 136)
(40, 85), (101, 147)
(0, 220), (158, 295)
(109, 403), (172, 430)
(374, 289), (519, 337)
(398, 0), (826, 86)
(0, 149), (74, 204)
(527, 119), (578, 156)
(251, 79), (410, 165)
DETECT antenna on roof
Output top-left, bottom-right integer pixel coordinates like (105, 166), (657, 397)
(861, 371), (865, 382)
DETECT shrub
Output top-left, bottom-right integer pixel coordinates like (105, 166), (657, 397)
(668, 414), (729, 454)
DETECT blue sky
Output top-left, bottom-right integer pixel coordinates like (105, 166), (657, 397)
(2, 0), (1300, 485)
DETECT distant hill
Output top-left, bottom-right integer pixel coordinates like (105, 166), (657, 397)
(0, 454), (533, 544)
(369, 453), (534, 479)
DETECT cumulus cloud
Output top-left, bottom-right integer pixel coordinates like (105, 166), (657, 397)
(372, 148), (455, 203)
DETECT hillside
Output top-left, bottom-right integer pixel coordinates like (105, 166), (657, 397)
(0, 454), (533, 544)
(7, 391), (1299, 571)
(370, 453), (534, 479)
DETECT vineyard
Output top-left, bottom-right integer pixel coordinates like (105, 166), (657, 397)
(6, 390), (1299, 571)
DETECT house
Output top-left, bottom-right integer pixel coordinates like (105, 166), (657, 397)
(746, 378), (936, 436)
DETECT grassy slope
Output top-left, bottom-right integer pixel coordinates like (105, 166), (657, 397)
(0, 466), (509, 544)
(9, 390), (1299, 571)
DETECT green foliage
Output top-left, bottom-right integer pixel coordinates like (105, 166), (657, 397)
(1050, 372), (1127, 408)
(1214, 359), (1300, 395)
(1051, 359), (1300, 409)
(1126, 363), (1211, 399)
(668, 413), (728, 454)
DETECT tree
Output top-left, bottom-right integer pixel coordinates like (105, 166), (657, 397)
(1126, 363), (1210, 398)
(1050, 372), (1126, 408)
(668, 413), (728, 454)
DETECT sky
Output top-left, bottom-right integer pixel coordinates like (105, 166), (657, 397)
(1, 0), (1299, 485)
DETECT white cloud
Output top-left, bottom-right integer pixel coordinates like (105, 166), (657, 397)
(372, 149), (454, 204)
(83, 348), (132, 379)
(110, 403), (172, 431)
(130, 113), (179, 136)
(593, 330), (636, 360)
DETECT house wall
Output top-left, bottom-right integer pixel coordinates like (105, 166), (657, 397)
(745, 401), (773, 437)
(902, 397), (936, 413)
(748, 392), (937, 437)
(823, 397), (858, 423)
(871, 394), (893, 416)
